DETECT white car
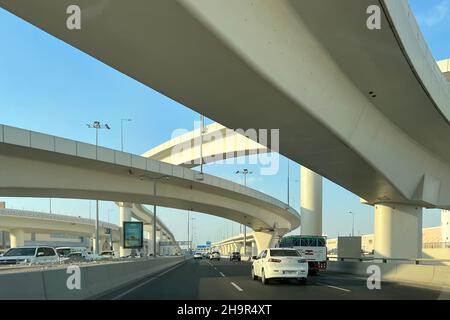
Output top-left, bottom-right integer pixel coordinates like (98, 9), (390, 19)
(209, 251), (221, 261)
(0, 246), (60, 265)
(251, 248), (308, 285)
(193, 252), (203, 260)
(99, 250), (117, 260)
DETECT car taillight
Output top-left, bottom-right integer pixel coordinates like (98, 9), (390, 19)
(268, 258), (281, 263)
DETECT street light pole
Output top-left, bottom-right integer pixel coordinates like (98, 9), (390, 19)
(349, 211), (355, 237)
(153, 183), (157, 258)
(191, 217), (196, 249)
(121, 118), (132, 152)
(187, 210), (190, 253)
(235, 169), (253, 258)
(200, 115), (204, 174)
(287, 159), (290, 206)
(87, 121), (110, 255)
(138, 174), (170, 258)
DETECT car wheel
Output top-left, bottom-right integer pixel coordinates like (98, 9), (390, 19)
(298, 278), (307, 285)
(251, 268), (258, 280)
(261, 270), (269, 285)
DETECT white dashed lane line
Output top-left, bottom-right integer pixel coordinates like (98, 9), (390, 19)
(207, 261), (242, 291)
(317, 282), (351, 292)
(231, 282), (244, 292)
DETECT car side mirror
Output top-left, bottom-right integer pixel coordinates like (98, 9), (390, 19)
(37, 252), (45, 257)
(252, 256), (258, 260)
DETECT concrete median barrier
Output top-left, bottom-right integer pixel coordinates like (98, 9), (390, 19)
(0, 256), (186, 300)
(327, 261), (450, 290)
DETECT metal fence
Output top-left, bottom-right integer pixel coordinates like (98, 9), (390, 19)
(327, 256), (450, 265)
(423, 242), (450, 249)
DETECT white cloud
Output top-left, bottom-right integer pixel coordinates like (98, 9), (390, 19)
(420, 0), (450, 27)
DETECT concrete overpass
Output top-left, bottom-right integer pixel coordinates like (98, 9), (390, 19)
(143, 122), (268, 168)
(438, 59), (450, 82)
(1, 0), (449, 260)
(0, 207), (182, 255)
(0, 125), (300, 254)
(212, 233), (257, 258)
(0, 208), (119, 250)
(143, 121), (323, 249)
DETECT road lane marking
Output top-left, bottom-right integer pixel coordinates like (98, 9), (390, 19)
(219, 272), (226, 277)
(317, 282), (351, 292)
(231, 282), (244, 292)
(111, 262), (185, 300)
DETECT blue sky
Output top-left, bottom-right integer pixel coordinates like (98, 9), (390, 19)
(0, 1), (447, 245)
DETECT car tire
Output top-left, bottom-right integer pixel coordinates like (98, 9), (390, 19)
(251, 268), (258, 280)
(298, 278), (307, 285)
(261, 270), (269, 285)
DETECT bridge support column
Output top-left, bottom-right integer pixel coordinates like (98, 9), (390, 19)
(300, 167), (323, 236)
(254, 230), (279, 254)
(374, 204), (422, 259)
(113, 241), (120, 255)
(156, 230), (161, 256)
(10, 229), (25, 248)
(119, 202), (132, 258)
(251, 241), (257, 256)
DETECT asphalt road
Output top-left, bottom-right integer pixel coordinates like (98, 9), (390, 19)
(100, 258), (450, 300)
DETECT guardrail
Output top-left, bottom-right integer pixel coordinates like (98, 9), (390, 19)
(423, 242), (450, 249)
(327, 256), (450, 265)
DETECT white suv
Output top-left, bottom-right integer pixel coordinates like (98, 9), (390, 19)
(0, 246), (60, 265)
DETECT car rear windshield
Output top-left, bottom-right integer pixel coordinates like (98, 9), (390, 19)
(270, 249), (300, 257)
(4, 248), (36, 257)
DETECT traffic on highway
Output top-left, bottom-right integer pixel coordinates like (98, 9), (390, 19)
(99, 253), (449, 300)
(0, 1), (449, 316)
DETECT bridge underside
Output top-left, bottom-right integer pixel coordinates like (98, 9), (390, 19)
(0, 0), (448, 209)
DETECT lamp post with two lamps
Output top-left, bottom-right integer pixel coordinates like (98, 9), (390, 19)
(87, 121), (110, 255)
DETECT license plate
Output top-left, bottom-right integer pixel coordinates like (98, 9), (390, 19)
(283, 271), (296, 275)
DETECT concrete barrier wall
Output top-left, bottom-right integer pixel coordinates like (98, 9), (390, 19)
(423, 248), (450, 260)
(327, 261), (450, 288)
(0, 257), (185, 300)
